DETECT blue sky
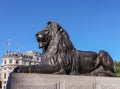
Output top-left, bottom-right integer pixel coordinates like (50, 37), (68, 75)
(0, 0), (120, 65)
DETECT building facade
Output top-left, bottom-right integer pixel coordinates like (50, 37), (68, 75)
(1, 50), (41, 89)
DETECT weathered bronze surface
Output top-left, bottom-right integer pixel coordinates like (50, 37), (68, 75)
(13, 21), (117, 77)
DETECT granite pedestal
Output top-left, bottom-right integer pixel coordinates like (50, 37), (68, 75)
(7, 73), (120, 89)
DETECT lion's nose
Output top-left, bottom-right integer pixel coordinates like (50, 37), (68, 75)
(36, 33), (39, 37)
(36, 33), (43, 42)
(36, 33), (42, 38)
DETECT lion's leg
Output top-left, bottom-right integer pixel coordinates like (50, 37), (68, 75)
(13, 64), (61, 74)
(54, 69), (67, 74)
(99, 50), (116, 73)
(90, 66), (118, 77)
(70, 58), (80, 75)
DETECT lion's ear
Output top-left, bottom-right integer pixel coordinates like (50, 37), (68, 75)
(60, 28), (63, 32)
(58, 26), (63, 32)
(47, 21), (51, 25)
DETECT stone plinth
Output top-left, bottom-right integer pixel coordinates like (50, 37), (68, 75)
(7, 73), (120, 89)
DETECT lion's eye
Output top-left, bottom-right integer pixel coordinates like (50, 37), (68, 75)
(45, 29), (49, 32)
(44, 28), (48, 31)
(45, 29), (48, 31)
(44, 29), (49, 34)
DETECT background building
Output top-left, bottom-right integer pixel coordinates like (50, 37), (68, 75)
(23, 50), (41, 65)
(1, 50), (41, 89)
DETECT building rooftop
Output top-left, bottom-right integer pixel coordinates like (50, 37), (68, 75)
(2, 51), (22, 58)
(2, 50), (41, 59)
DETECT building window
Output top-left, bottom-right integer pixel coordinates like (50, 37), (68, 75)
(23, 61), (26, 65)
(9, 67), (12, 70)
(4, 67), (6, 70)
(37, 58), (39, 60)
(4, 61), (6, 64)
(16, 60), (19, 64)
(4, 73), (6, 79)
(9, 60), (12, 64)
(4, 81), (6, 84)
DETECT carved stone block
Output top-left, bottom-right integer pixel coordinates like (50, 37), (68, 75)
(7, 73), (120, 89)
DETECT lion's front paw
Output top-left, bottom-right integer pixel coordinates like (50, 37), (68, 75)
(13, 66), (21, 73)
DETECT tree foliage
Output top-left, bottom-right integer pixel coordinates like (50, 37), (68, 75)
(115, 61), (120, 76)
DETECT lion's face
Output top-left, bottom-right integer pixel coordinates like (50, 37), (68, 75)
(36, 21), (63, 51)
(36, 26), (51, 49)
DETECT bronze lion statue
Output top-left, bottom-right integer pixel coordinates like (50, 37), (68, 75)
(13, 21), (117, 77)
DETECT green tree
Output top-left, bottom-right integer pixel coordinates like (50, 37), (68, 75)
(115, 61), (120, 76)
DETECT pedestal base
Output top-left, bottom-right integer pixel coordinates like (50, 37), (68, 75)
(7, 73), (120, 89)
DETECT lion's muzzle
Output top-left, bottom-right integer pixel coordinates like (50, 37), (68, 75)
(36, 32), (48, 48)
(36, 33), (43, 42)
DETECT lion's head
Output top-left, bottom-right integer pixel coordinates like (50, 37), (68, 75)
(36, 21), (74, 53)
